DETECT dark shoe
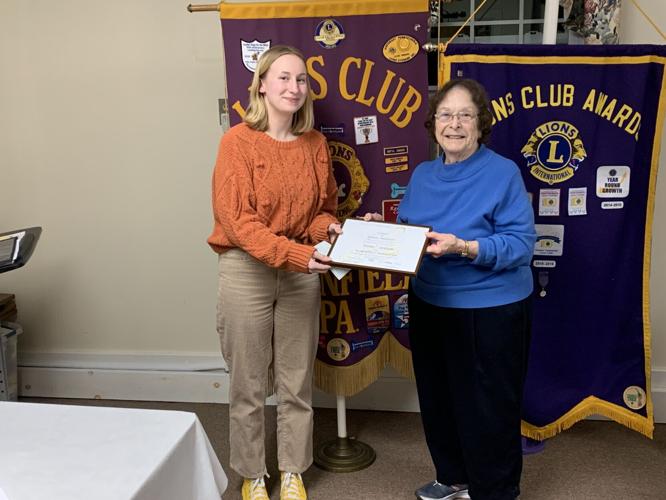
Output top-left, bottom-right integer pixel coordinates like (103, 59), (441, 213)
(415, 481), (470, 500)
(521, 436), (546, 455)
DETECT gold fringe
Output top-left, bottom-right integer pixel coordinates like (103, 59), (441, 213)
(521, 396), (654, 441)
(314, 332), (416, 396)
(387, 333), (415, 380)
(314, 334), (392, 397)
(316, 340), (655, 443)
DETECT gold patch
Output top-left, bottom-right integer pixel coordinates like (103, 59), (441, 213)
(382, 35), (419, 63)
(385, 164), (409, 173)
(326, 338), (350, 361)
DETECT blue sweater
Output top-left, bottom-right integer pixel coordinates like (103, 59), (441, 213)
(398, 145), (536, 308)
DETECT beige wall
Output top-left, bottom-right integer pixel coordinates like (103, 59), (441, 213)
(0, 1), (225, 354)
(620, 0), (666, 369)
(1, 1), (665, 372)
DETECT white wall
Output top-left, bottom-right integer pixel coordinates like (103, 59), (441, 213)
(620, 0), (666, 376)
(1, 1), (666, 414)
(1, 1), (225, 356)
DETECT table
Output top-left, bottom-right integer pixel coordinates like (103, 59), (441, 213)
(0, 402), (227, 500)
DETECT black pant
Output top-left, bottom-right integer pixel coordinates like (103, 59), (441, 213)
(408, 289), (532, 500)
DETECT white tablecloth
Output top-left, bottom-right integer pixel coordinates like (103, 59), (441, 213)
(0, 402), (227, 500)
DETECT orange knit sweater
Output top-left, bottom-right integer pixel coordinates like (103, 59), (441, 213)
(207, 123), (339, 273)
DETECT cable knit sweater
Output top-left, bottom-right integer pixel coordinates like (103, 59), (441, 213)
(207, 123), (339, 273)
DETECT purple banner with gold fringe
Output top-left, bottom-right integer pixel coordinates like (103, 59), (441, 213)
(440, 44), (666, 439)
(219, 0), (430, 395)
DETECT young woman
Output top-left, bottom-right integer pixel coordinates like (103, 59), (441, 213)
(208, 45), (340, 500)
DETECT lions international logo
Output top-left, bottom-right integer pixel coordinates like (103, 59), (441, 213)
(314, 18), (345, 49)
(521, 121), (587, 185)
(328, 141), (369, 220)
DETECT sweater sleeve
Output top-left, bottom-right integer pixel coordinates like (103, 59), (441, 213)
(306, 137), (339, 243)
(212, 133), (314, 273)
(472, 169), (536, 271)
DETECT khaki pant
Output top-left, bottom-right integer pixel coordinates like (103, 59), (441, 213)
(217, 249), (320, 478)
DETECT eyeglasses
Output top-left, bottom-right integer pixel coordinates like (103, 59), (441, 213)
(433, 111), (477, 124)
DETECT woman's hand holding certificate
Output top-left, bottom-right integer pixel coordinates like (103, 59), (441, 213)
(326, 218), (430, 275)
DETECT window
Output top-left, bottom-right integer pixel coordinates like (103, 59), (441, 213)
(428, 0), (568, 84)
(432, 0), (567, 44)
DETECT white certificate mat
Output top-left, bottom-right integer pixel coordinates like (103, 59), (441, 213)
(327, 219), (430, 274)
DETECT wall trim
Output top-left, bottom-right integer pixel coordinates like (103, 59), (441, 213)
(16, 352), (666, 422)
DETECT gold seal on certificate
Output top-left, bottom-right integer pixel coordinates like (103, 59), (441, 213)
(327, 219), (431, 275)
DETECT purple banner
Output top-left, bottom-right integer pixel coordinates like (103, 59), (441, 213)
(220, 1), (430, 395)
(441, 44), (666, 438)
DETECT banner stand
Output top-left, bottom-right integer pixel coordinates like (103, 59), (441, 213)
(314, 395), (375, 472)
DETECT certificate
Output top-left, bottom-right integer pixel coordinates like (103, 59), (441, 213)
(327, 219), (430, 275)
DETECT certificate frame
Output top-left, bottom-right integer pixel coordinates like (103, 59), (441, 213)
(327, 219), (431, 275)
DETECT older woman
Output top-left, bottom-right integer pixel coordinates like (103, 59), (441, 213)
(208, 45), (340, 500)
(400, 79), (536, 500)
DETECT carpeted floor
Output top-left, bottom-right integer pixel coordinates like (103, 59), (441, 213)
(21, 398), (666, 499)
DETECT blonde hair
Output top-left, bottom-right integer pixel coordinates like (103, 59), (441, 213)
(243, 45), (314, 135)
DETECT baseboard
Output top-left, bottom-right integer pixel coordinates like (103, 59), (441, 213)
(17, 351), (421, 411)
(15, 352), (666, 422)
(652, 368), (666, 423)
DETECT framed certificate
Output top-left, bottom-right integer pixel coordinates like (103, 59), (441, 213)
(327, 219), (431, 275)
